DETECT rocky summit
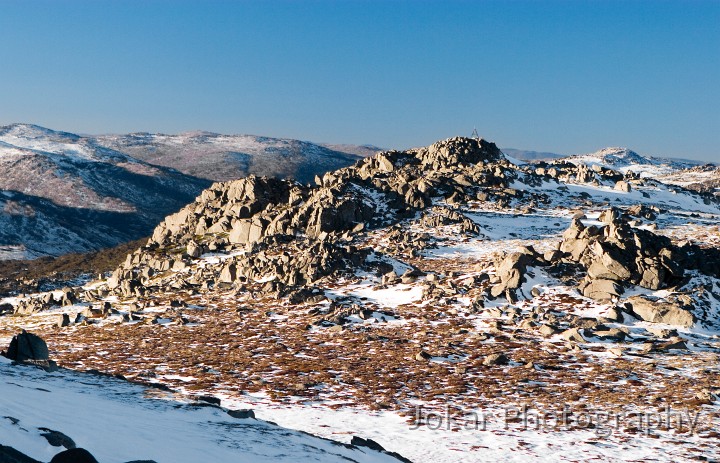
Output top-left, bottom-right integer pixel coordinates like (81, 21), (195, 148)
(106, 137), (506, 298)
(2, 136), (720, 462)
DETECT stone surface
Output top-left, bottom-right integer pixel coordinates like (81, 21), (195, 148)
(628, 296), (696, 327)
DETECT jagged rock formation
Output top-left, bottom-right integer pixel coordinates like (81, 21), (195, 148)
(54, 136), (719, 327)
(485, 204), (720, 327)
(561, 208), (684, 298)
(556, 207), (720, 301)
(104, 137), (509, 298)
(4, 135), (720, 462)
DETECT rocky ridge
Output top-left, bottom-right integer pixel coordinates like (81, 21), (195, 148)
(104, 137), (508, 299)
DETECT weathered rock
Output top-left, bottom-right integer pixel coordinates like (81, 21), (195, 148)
(50, 448), (99, 463)
(652, 337), (688, 351)
(627, 296), (695, 327)
(227, 409), (256, 419)
(186, 241), (202, 258)
(558, 207), (693, 300)
(490, 251), (537, 300)
(483, 353), (509, 366)
(580, 278), (623, 300)
(561, 328), (586, 343)
(39, 428), (76, 449)
(645, 326), (678, 339)
(57, 314), (71, 328)
(219, 263), (237, 283)
(351, 436), (386, 452)
(419, 207), (479, 235)
(614, 180), (631, 192)
(538, 324), (559, 337)
(4, 331), (49, 363)
(586, 328), (626, 342)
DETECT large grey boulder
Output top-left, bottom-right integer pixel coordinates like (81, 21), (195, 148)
(4, 330), (49, 363)
(489, 250), (540, 300)
(228, 217), (268, 245)
(3, 331), (57, 371)
(628, 296), (696, 327)
(579, 278), (623, 300)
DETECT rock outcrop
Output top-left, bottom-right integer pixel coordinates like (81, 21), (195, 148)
(626, 295), (696, 327)
(106, 137), (511, 299)
(3, 330), (57, 371)
(559, 208), (684, 300)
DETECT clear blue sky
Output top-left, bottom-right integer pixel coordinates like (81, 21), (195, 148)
(1, 0), (718, 161)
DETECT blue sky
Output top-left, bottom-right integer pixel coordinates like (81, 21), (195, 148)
(1, 0), (718, 161)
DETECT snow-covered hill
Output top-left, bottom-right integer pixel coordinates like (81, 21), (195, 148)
(320, 143), (383, 158)
(0, 124), (211, 259)
(565, 147), (707, 178)
(92, 131), (367, 183)
(0, 357), (406, 463)
(500, 147), (564, 161)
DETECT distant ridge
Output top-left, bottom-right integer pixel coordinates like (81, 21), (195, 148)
(500, 148), (564, 161)
(92, 132), (371, 183)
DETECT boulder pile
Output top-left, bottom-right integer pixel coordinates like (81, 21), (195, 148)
(530, 160), (626, 185)
(12, 288), (76, 315)
(557, 207), (720, 301)
(418, 206), (480, 235)
(560, 207), (684, 300)
(489, 247), (546, 302)
(486, 206), (719, 329)
(106, 137), (515, 298)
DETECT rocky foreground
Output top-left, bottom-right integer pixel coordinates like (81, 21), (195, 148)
(1, 137), (720, 462)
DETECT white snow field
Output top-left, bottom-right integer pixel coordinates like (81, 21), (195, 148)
(0, 357), (405, 463)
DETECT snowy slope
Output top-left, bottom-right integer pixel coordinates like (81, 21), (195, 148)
(566, 147), (706, 178)
(500, 147), (564, 161)
(93, 131), (366, 183)
(0, 357), (406, 463)
(0, 123), (207, 211)
(0, 124), (212, 259)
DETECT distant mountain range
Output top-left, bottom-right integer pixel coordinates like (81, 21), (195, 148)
(92, 131), (371, 183)
(0, 124), (211, 259)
